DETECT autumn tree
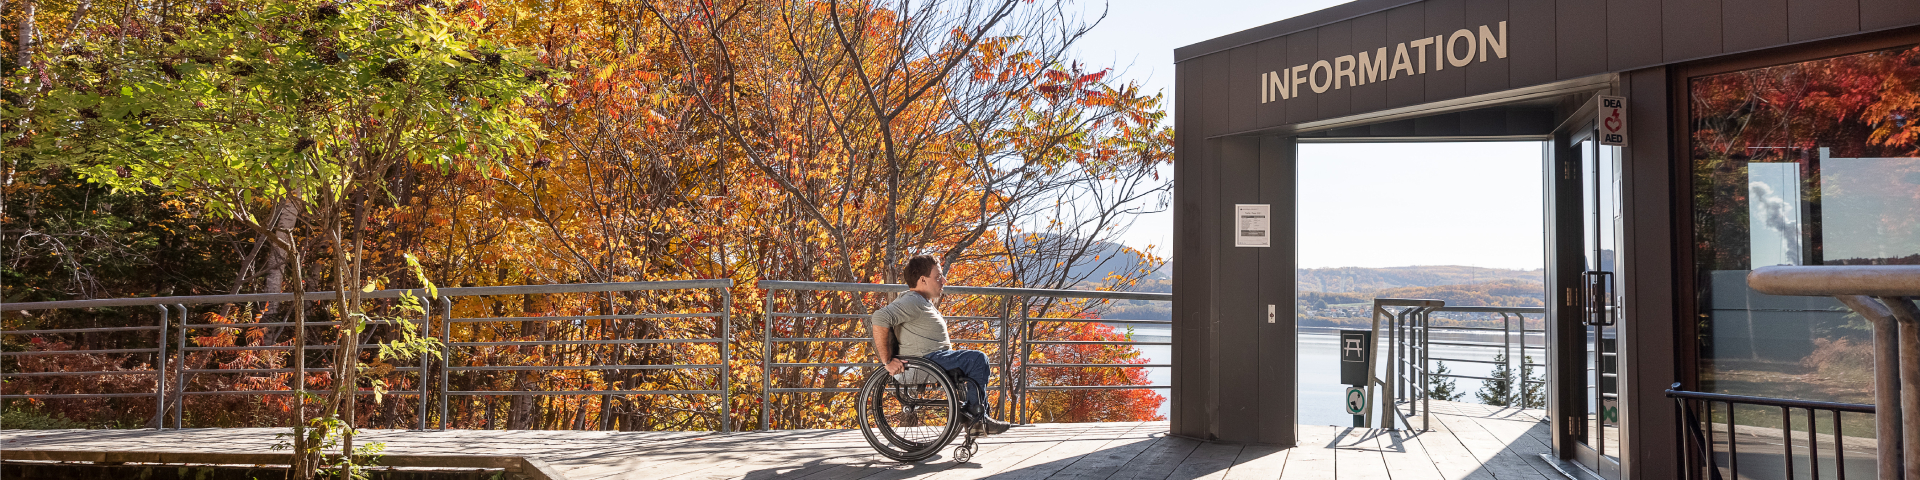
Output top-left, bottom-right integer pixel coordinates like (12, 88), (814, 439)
(17, 0), (548, 475)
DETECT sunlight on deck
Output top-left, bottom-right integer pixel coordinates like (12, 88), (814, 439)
(1, 400), (1565, 479)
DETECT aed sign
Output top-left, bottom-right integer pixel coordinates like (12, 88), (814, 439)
(1260, 21), (1508, 104)
(1598, 95), (1627, 146)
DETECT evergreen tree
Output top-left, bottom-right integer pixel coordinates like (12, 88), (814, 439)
(1478, 353), (1516, 406)
(1521, 355), (1546, 408)
(1428, 361), (1464, 401)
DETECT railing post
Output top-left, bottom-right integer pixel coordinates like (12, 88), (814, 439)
(1832, 295), (1904, 480)
(1020, 304), (1033, 425)
(1887, 296), (1920, 480)
(720, 286), (732, 434)
(1421, 306), (1430, 432)
(1502, 312), (1513, 408)
(1808, 406), (1820, 480)
(154, 305), (169, 429)
(760, 290), (774, 431)
(438, 296), (451, 430)
(174, 304), (188, 428)
(997, 295), (1013, 418)
(418, 297), (430, 431)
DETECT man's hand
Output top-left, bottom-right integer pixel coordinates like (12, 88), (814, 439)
(884, 358), (905, 375)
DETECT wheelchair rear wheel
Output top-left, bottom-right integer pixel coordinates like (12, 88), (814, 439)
(857, 357), (961, 462)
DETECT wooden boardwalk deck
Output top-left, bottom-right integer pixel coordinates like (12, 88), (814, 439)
(1, 401), (1569, 479)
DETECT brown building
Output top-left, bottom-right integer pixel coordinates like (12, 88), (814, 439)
(1171, 1), (1920, 478)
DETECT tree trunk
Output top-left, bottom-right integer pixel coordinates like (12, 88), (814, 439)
(260, 199), (302, 296)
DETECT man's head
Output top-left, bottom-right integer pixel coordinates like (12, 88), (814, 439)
(904, 254), (944, 297)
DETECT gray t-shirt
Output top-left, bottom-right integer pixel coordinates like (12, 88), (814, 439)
(869, 291), (952, 357)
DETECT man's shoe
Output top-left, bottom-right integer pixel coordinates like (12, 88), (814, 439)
(977, 416), (1011, 435)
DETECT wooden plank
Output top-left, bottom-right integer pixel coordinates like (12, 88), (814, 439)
(660, 430), (877, 480)
(1458, 414), (1570, 479)
(1430, 412), (1559, 479)
(1330, 429), (1392, 480)
(819, 437), (1028, 480)
(972, 422), (1148, 480)
(1220, 444), (1288, 480)
(1108, 433), (1204, 480)
(556, 430), (811, 480)
(1376, 428), (1446, 480)
(918, 423), (1108, 480)
(1164, 441), (1243, 480)
(1408, 410), (1497, 480)
(1047, 423), (1172, 480)
(1282, 425), (1338, 480)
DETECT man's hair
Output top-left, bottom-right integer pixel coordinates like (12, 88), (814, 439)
(903, 255), (941, 287)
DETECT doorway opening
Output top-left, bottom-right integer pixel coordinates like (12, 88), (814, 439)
(1294, 141), (1550, 429)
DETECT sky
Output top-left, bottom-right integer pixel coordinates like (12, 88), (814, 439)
(1072, 0), (1547, 270)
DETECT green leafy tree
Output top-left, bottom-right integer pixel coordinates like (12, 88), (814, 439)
(18, 0), (548, 477)
(1427, 361), (1464, 401)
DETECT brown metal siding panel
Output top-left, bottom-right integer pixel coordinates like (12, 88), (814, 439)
(1286, 32), (1323, 125)
(1426, 0), (1471, 101)
(1722, 0), (1788, 52)
(1619, 67), (1681, 480)
(1608, 0), (1664, 69)
(1317, 21), (1357, 119)
(1387, 3), (1430, 108)
(1465, 0), (1514, 96)
(1216, 136), (1264, 443)
(1171, 59), (1217, 440)
(1257, 38), (1291, 130)
(1662, 0), (1724, 62)
(1257, 136), (1298, 446)
(1556, 0), (1608, 78)
(1350, 12), (1393, 115)
(1788, 0), (1860, 41)
(1860, 0), (1920, 31)
(1229, 44), (1263, 134)
(1510, 0), (1557, 87)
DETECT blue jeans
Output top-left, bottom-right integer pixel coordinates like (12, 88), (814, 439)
(921, 349), (991, 416)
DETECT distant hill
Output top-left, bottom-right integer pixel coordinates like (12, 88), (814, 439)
(1013, 234), (1168, 289)
(1296, 266), (1543, 293)
(1090, 266), (1544, 323)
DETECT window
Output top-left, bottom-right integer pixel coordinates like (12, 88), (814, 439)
(1690, 44), (1920, 405)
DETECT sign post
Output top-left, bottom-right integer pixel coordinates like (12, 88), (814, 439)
(1339, 329), (1374, 427)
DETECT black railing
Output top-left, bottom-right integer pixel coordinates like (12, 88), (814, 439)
(1668, 383), (1876, 480)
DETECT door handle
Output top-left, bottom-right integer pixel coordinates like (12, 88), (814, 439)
(1581, 271), (1614, 326)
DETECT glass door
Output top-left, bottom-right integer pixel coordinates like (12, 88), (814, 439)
(1567, 129), (1623, 479)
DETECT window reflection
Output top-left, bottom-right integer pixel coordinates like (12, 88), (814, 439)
(1691, 43), (1920, 480)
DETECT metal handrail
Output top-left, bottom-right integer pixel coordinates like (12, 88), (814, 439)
(3, 280), (733, 432)
(434, 282), (733, 432)
(5, 278), (1165, 433)
(0, 305), (169, 428)
(1747, 265), (1919, 480)
(1667, 384), (1874, 480)
(1376, 300), (1545, 432)
(755, 281), (1170, 429)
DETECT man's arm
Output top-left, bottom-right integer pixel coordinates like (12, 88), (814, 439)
(871, 325), (905, 374)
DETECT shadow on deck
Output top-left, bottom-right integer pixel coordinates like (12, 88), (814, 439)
(0, 400), (1569, 479)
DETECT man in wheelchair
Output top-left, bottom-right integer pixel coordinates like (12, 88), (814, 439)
(868, 254), (1012, 436)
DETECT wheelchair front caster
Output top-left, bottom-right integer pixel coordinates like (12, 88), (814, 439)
(953, 441), (976, 463)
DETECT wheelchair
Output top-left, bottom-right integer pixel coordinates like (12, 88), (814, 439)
(856, 356), (986, 463)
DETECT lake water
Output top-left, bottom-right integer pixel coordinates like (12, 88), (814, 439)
(1117, 327), (1543, 426)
